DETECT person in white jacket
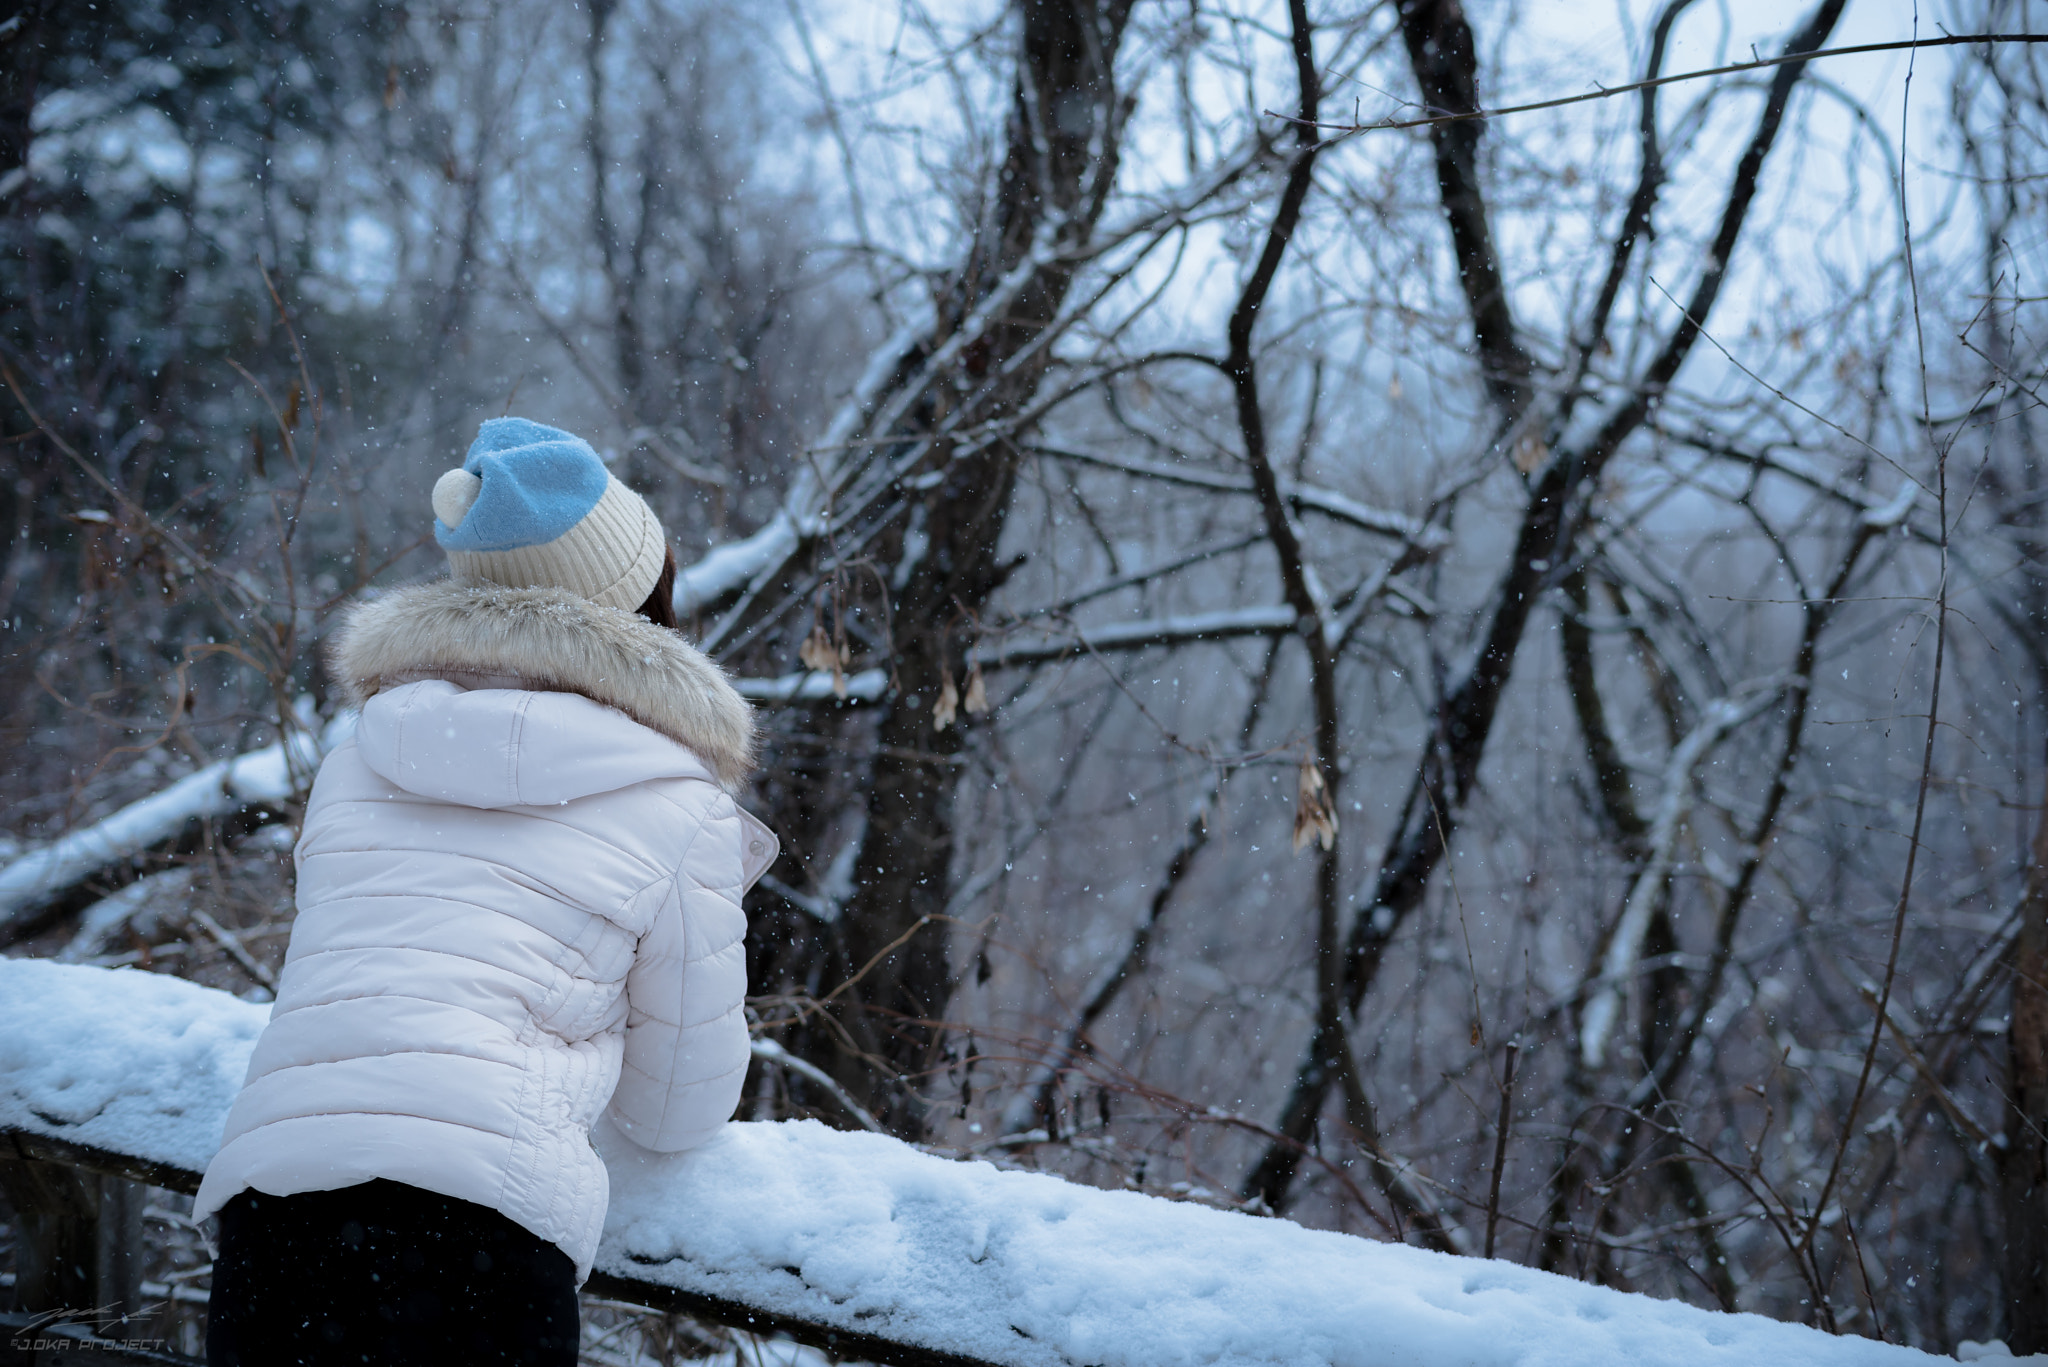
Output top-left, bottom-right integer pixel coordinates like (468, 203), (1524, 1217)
(196, 418), (776, 1367)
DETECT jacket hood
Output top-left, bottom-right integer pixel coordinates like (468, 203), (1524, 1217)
(353, 679), (719, 808)
(330, 579), (757, 789)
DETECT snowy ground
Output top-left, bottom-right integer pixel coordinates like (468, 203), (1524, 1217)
(1, 959), (1954, 1367)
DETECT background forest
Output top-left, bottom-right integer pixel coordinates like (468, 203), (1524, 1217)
(2, 0), (2046, 1360)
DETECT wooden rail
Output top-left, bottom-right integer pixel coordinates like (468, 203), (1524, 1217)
(0, 1129), (999, 1367)
(3, 963), (1945, 1367)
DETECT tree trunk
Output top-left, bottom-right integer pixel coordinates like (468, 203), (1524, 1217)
(2004, 795), (2048, 1351)
(826, 0), (1136, 1133)
(0, 0), (52, 182)
(1394, 0), (1532, 413)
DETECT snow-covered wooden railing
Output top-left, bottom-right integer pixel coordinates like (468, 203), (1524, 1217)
(0, 961), (1942, 1367)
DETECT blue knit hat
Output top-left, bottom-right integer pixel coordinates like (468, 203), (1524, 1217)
(431, 418), (666, 611)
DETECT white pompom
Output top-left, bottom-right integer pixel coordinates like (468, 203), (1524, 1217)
(432, 468), (483, 528)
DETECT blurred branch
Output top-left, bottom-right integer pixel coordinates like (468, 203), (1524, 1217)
(1282, 34), (2048, 137)
(1393, 0), (1533, 413)
(1579, 686), (1781, 1071)
(1246, 0), (1850, 1215)
(748, 1037), (883, 1134)
(0, 720), (340, 942)
(1017, 640), (1278, 1133)
(1638, 517), (1886, 1109)
(1231, 0), (1359, 1220)
(1553, 0), (1697, 443)
(1030, 442), (1447, 548)
(975, 607), (1298, 669)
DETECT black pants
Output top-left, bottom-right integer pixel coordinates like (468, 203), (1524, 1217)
(207, 1179), (579, 1366)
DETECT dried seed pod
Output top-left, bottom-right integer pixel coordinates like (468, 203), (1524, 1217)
(1291, 758), (1337, 853)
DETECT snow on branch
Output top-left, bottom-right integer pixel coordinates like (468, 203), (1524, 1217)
(672, 163), (1305, 634)
(1658, 425), (1928, 540)
(674, 510), (810, 616)
(1859, 479), (1918, 530)
(1033, 443), (1449, 550)
(736, 609), (1298, 705)
(672, 306), (932, 617)
(13, 607), (1283, 911)
(677, 239), (1084, 634)
(0, 712), (354, 936)
(974, 606), (1299, 669)
(747, 1037), (883, 1134)
(1579, 688), (1783, 1070)
(0, 960), (1939, 1367)
(56, 867), (195, 962)
(21, 609), (1280, 913)
(735, 668), (890, 704)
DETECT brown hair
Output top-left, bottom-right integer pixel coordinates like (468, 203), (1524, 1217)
(634, 546), (679, 630)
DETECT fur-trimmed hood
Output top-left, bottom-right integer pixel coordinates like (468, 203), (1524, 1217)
(330, 579), (757, 788)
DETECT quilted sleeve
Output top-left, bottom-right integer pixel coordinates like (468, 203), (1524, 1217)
(606, 801), (752, 1152)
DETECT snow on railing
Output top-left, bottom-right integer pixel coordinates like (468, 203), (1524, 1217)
(0, 960), (1940, 1367)
(0, 712), (356, 936)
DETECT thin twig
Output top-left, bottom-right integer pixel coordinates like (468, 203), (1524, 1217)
(749, 1037), (884, 1133)
(1485, 1042), (1520, 1259)
(1801, 9), (1946, 1322)
(1271, 34), (2048, 137)
(186, 907), (276, 996)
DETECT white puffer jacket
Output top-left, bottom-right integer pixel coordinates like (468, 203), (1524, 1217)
(193, 581), (776, 1282)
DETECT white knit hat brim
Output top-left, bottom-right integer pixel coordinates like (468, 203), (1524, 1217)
(445, 476), (665, 611)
